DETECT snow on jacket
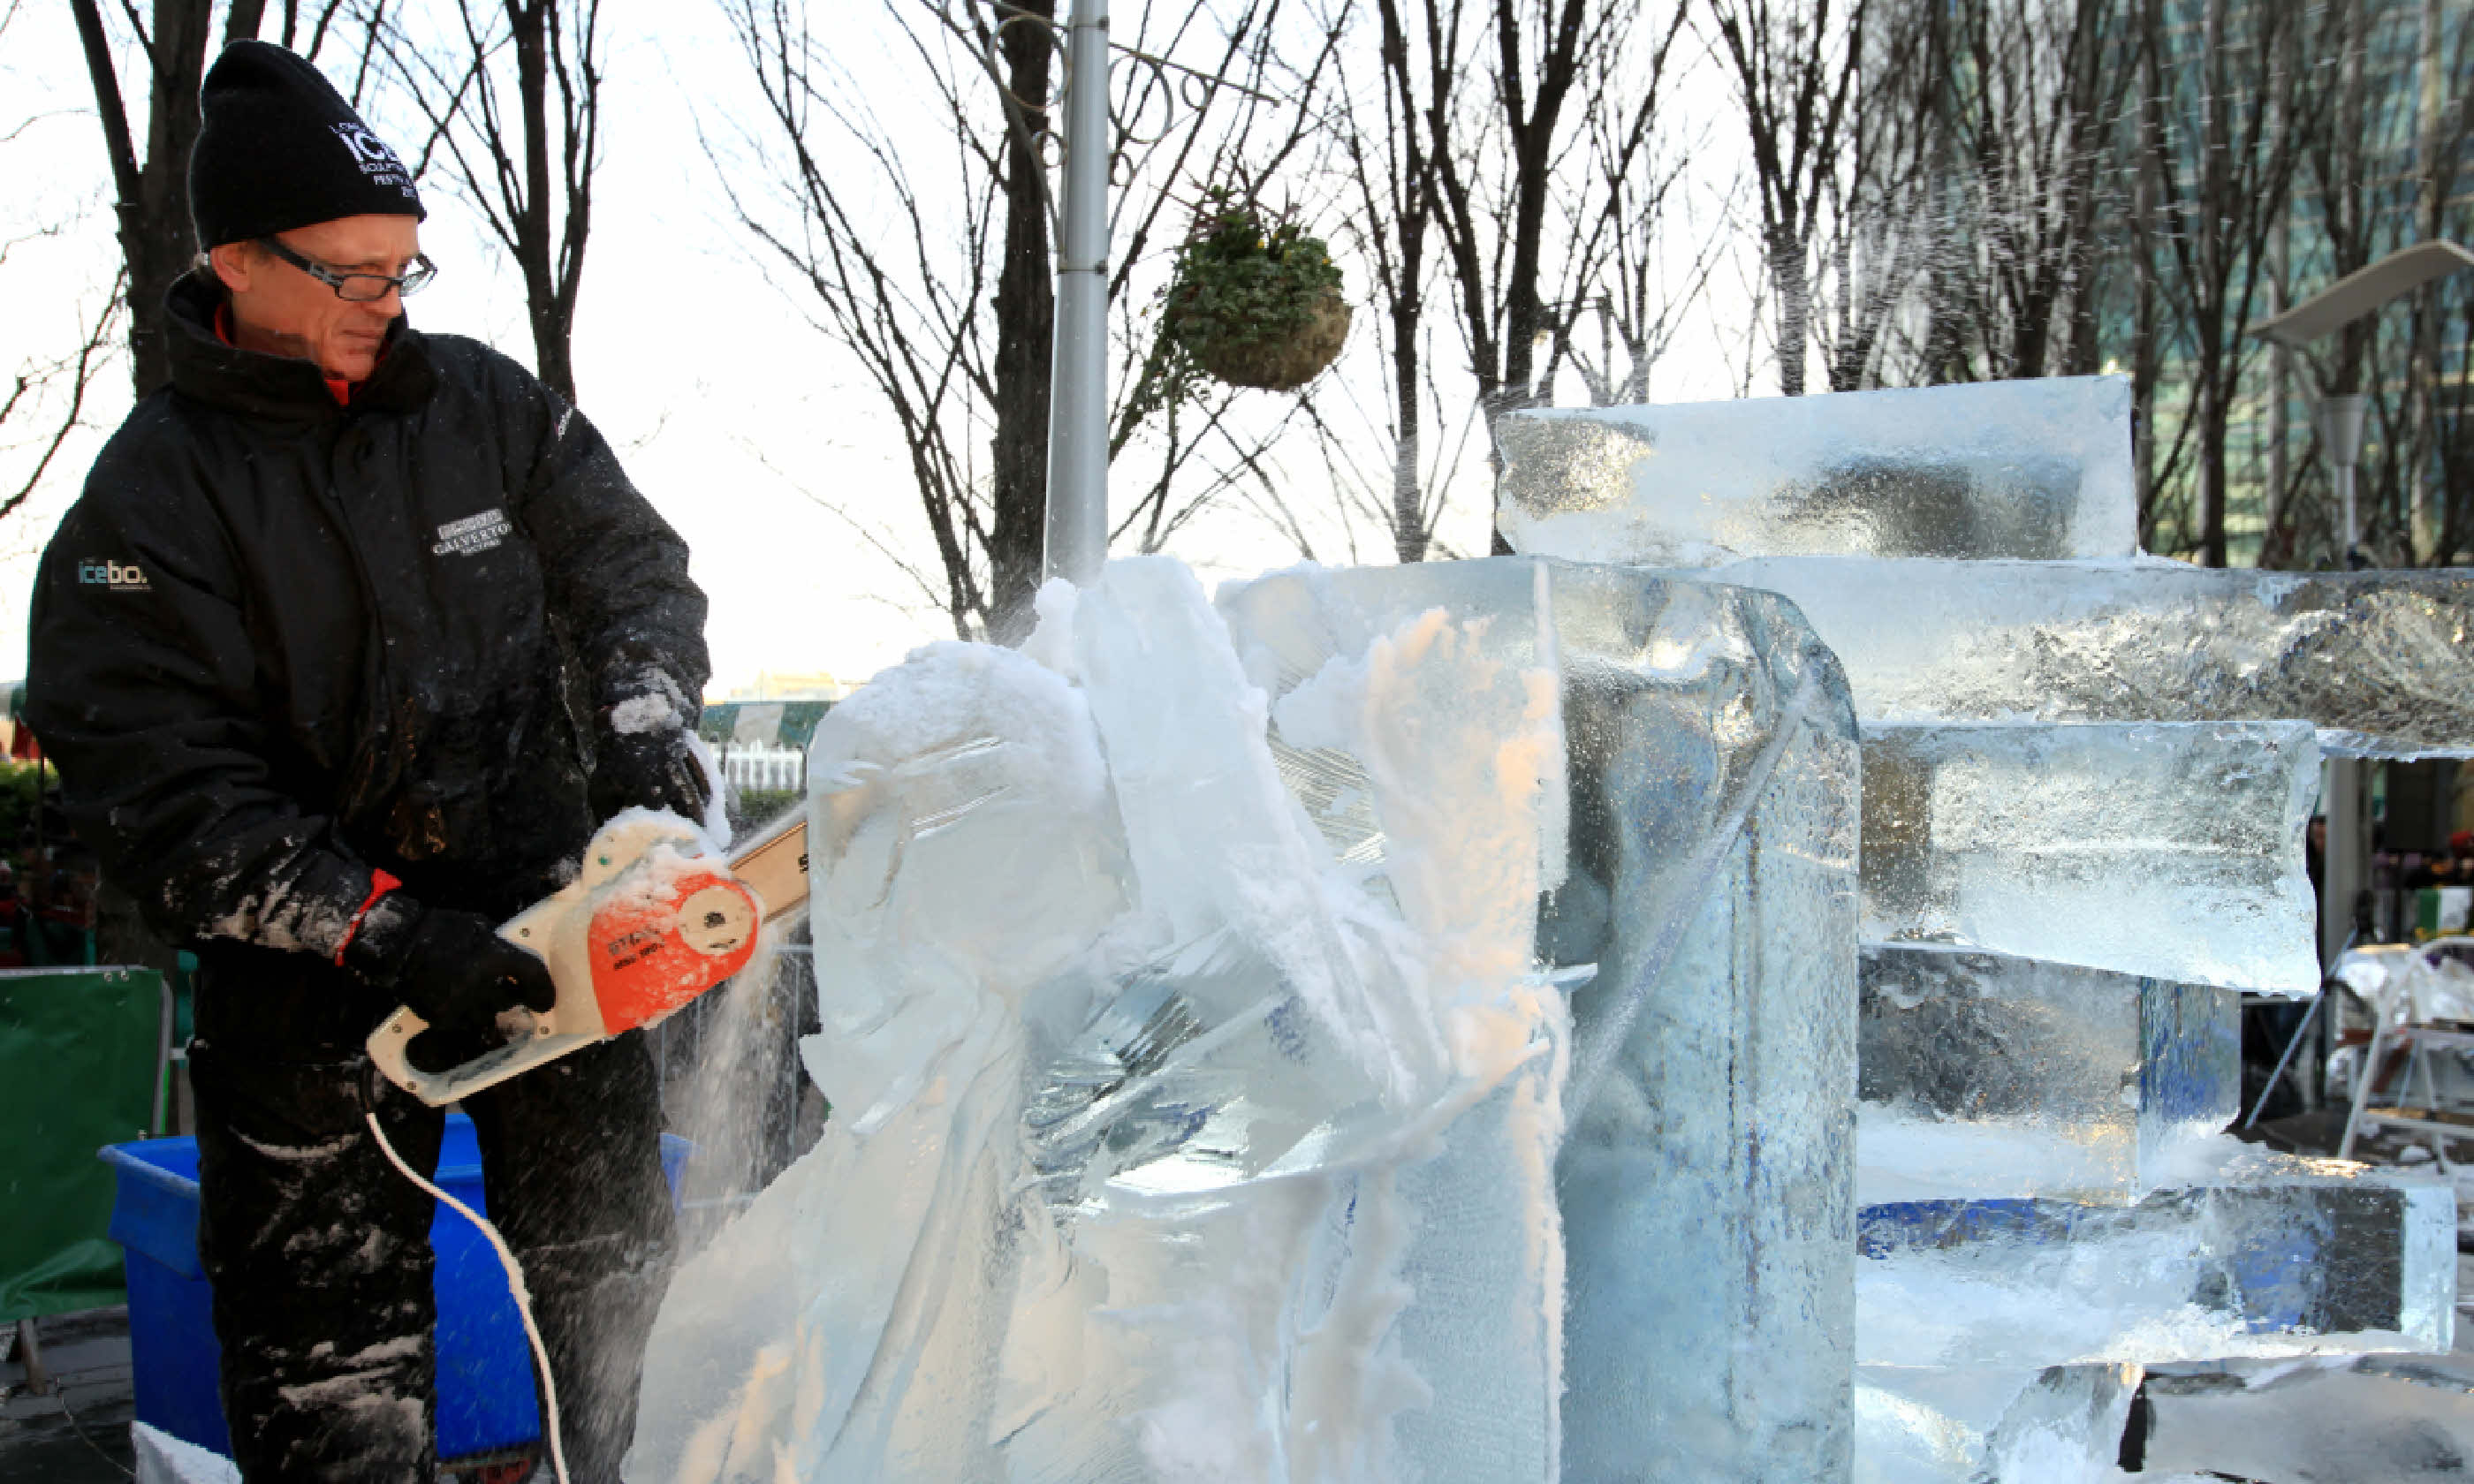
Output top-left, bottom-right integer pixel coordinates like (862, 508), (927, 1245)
(27, 270), (710, 968)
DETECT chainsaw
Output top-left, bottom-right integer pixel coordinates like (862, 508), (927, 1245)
(367, 809), (811, 1106)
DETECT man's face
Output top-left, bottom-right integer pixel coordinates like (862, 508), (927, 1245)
(211, 215), (421, 382)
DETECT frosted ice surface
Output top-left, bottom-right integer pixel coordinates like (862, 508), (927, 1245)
(1221, 556), (1863, 1483)
(1499, 376), (2135, 565)
(1861, 722), (2321, 995)
(1857, 1148), (2458, 1368)
(1674, 556), (2474, 757)
(1853, 1363), (2141, 1484)
(1859, 946), (2238, 1205)
(628, 557), (1571, 1484)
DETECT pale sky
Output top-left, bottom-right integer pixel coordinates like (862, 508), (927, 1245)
(0, 0), (1765, 698)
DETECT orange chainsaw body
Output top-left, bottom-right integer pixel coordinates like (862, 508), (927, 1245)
(368, 811), (797, 1106)
(587, 867), (762, 1033)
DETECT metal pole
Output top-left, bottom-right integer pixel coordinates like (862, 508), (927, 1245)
(2326, 756), (2370, 966)
(1043, 0), (1112, 587)
(2316, 391), (2368, 562)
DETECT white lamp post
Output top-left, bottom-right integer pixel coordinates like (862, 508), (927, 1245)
(1043, 0), (1112, 587)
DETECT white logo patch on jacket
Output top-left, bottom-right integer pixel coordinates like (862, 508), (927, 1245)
(433, 509), (512, 558)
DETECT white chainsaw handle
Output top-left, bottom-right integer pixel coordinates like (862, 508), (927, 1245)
(364, 905), (581, 1106)
(366, 1000), (581, 1107)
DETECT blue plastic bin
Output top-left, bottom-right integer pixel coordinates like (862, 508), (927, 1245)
(100, 1115), (689, 1463)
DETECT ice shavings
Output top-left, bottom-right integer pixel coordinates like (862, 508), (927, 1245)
(610, 690), (680, 735)
(627, 556), (1573, 1483)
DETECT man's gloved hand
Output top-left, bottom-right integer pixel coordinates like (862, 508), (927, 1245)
(345, 896), (557, 1075)
(589, 714), (712, 826)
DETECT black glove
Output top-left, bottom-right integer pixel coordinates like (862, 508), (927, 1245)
(346, 896), (558, 1075)
(589, 714), (712, 826)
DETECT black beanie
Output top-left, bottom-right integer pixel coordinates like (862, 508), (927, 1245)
(188, 41), (425, 249)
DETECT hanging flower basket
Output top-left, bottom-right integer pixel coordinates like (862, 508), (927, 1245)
(1159, 193), (1350, 393)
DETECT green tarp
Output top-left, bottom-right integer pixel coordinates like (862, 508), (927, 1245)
(0, 966), (162, 1321)
(697, 700), (834, 752)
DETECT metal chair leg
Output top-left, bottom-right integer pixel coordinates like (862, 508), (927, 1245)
(2338, 1025), (2390, 1162)
(14, 1316), (49, 1396)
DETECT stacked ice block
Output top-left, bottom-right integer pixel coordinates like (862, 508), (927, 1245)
(1500, 375), (2463, 1483)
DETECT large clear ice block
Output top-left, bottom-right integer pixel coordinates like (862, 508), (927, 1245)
(1498, 376), (2136, 565)
(1668, 556), (2474, 758)
(1861, 722), (2320, 995)
(1854, 1363), (2143, 1484)
(1858, 946), (2239, 1205)
(1856, 1152), (2457, 1368)
(1221, 556), (1863, 1484)
(630, 558), (1575, 1484)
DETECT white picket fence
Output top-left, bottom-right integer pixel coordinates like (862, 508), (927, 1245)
(715, 741), (806, 794)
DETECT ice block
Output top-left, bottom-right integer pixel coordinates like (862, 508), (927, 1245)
(1662, 556), (2474, 757)
(1499, 376), (2136, 565)
(1861, 722), (2320, 994)
(1856, 1150), (2458, 1368)
(2142, 1354), (2474, 1481)
(1854, 1363), (2143, 1484)
(628, 558), (1576, 1483)
(1221, 556), (1863, 1483)
(1858, 946), (2239, 1204)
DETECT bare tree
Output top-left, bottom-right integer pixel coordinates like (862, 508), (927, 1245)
(1825, 0), (2131, 391)
(377, 0), (600, 402)
(1330, 0), (1448, 561)
(2133, 0), (2314, 566)
(1709, 0), (1867, 397)
(67, 2), (378, 398)
(1, 282), (125, 522)
(71, 0), (219, 398)
(711, 0), (1336, 642)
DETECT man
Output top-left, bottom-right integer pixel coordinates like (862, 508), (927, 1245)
(27, 42), (709, 1481)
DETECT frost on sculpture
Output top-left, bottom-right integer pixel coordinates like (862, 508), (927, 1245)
(626, 557), (1571, 1483)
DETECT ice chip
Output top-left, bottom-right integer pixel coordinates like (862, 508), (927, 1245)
(1854, 1363), (2143, 1484)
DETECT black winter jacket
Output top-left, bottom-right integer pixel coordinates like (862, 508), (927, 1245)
(27, 273), (708, 1034)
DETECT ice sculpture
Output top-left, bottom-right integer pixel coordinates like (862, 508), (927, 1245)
(1221, 557), (1863, 1483)
(1499, 375), (2136, 565)
(1675, 556), (2474, 757)
(627, 558), (1572, 1483)
(1860, 722), (2321, 994)
(1856, 1150), (2457, 1368)
(1853, 1363), (2143, 1484)
(1858, 946), (2238, 1204)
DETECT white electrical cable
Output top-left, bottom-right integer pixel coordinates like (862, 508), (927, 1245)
(364, 1109), (570, 1484)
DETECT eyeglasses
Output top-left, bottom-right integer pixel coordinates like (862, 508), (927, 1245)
(256, 236), (437, 302)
